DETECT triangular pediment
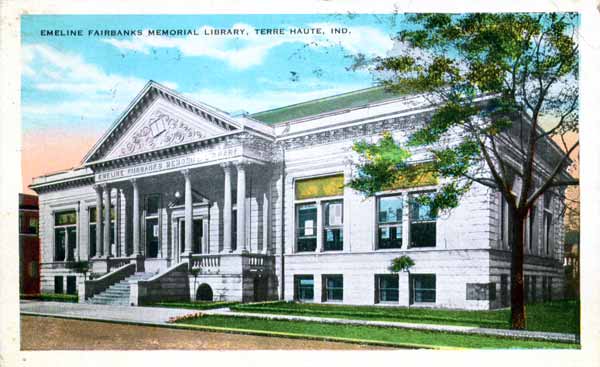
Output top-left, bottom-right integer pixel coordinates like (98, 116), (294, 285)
(82, 81), (241, 164)
(104, 98), (228, 160)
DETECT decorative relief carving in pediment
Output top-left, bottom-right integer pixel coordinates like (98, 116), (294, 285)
(118, 110), (204, 157)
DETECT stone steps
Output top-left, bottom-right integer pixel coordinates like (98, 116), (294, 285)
(87, 272), (155, 306)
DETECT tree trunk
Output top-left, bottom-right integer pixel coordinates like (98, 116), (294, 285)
(510, 208), (527, 330)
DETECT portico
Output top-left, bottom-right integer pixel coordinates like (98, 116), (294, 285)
(86, 153), (272, 273)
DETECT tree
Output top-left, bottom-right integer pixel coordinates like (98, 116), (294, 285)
(349, 13), (578, 329)
(389, 255), (415, 308)
(389, 255), (415, 274)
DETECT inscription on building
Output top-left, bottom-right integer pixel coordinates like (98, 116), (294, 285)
(95, 145), (243, 182)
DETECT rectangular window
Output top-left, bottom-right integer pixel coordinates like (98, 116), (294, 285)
(27, 217), (38, 234)
(411, 274), (436, 303)
(54, 276), (63, 294)
(548, 277), (553, 301)
(54, 210), (77, 261)
(66, 276), (77, 295)
(55, 211), (76, 226)
(180, 219), (203, 254)
(296, 203), (317, 252)
(294, 175), (344, 253)
(295, 175), (344, 200)
(54, 227), (66, 261)
(466, 283), (496, 301)
(146, 194), (161, 216)
(322, 275), (343, 302)
(409, 193), (436, 247)
(145, 194), (161, 258)
(323, 200), (343, 251)
(377, 195), (403, 249)
(544, 191), (553, 255)
(500, 195), (506, 245)
(544, 212), (553, 255)
(376, 274), (399, 303)
(295, 275), (314, 301)
(500, 274), (509, 307)
(89, 207), (97, 257)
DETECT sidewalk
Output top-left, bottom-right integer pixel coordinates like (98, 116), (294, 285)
(20, 301), (198, 325)
(20, 301), (577, 344)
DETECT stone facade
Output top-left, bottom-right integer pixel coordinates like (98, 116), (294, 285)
(30, 81), (567, 310)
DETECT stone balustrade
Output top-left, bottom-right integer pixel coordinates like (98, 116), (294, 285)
(187, 253), (274, 275)
(107, 257), (133, 271)
(189, 254), (221, 271)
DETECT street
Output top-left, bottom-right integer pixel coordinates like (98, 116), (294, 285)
(20, 316), (387, 350)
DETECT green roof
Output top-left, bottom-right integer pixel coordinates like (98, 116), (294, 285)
(249, 86), (407, 125)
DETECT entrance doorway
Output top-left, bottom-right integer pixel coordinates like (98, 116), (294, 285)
(253, 275), (269, 302)
(145, 218), (159, 258)
(196, 283), (213, 301)
(178, 218), (204, 254)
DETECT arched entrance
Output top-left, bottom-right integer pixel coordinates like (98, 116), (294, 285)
(196, 283), (213, 301)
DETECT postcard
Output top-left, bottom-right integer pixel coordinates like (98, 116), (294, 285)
(1, 1), (598, 367)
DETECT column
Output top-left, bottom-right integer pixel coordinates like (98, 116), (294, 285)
(236, 160), (247, 253)
(262, 188), (270, 254)
(119, 188), (128, 256)
(76, 201), (81, 261)
(222, 163), (232, 253)
(183, 169), (193, 256)
(115, 189), (121, 257)
(132, 179), (141, 256)
(102, 184), (111, 258)
(94, 185), (103, 257)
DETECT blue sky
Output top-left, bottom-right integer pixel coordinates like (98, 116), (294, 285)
(21, 14), (406, 134)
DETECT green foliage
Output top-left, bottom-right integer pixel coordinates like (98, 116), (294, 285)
(177, 314), (577, 349)
(389, 255), (415, 273)
(348, 131), (411, 196)
(564, 230), (580, 245)
(231, 300), (580, 334)
(349, 13), (578, 216)
(20, 293), (79, 303)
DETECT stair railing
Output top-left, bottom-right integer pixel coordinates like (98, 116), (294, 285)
(80, 263), (136, 303)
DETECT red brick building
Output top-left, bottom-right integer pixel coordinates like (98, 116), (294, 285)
(19, 193), (40, 294)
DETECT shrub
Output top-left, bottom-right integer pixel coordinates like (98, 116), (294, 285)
(21, 293), (79, 303)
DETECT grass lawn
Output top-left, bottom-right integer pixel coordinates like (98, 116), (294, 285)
(231, 300), (579, 334)
(147, 301), (239, 310)
(175, 315), (578, 349)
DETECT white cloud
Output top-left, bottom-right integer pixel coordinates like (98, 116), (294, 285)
(22, 44), (176, 129)
(102, 23), (394, 70)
